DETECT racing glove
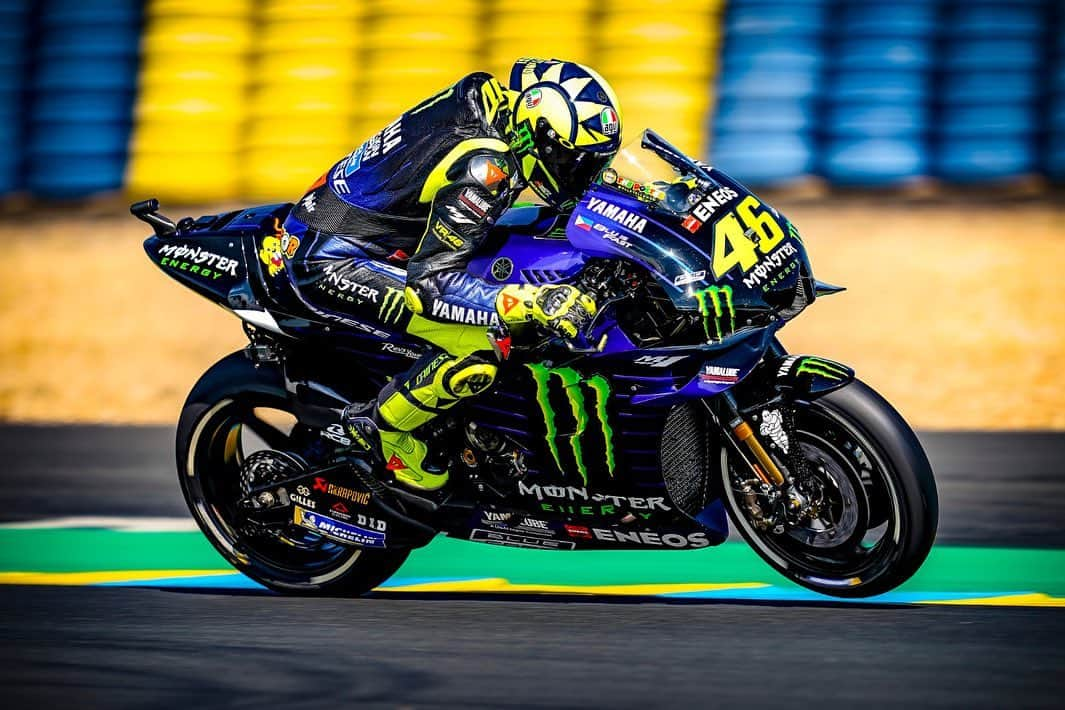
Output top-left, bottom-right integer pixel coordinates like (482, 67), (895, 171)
(496, 284), (597, 339)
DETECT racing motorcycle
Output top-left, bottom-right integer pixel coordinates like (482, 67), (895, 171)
(136, 130), (937, 598)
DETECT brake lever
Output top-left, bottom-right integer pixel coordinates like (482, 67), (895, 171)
(562, 332), (608, 354)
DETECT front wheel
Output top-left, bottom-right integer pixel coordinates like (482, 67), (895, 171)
(718, 379), (938, 598)
(175, 352), (410, 596)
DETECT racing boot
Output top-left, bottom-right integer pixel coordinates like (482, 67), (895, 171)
(340, 404), (447, 490)
(347, 351), (498, 491)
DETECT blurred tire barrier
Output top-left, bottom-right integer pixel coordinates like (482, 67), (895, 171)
(127, 2), (252, 203)
(599, 0), (723, 157)
(1045, 9), (1065, 180)
(711, 1), (825, 186)
(26, 0), (141, 199)
(820, 1), (934, 187)
(357, 0), (478, 141)
(488, 0), (595, 79)
(244, 1), (364, 201)
(933, 0), (1048, 184)
(0, 2), (28, 196)
(8, 0), (1065, 202)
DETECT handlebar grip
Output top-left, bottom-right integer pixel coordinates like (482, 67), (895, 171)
(130, 199), (159, 217)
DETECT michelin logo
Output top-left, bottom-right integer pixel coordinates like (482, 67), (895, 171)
(293, 507), (385, 548)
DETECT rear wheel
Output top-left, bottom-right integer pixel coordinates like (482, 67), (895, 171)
(718, 379), (938, 598)
(176, 352), (409, 595)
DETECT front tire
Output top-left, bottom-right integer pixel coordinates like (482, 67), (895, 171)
(719, 379), (938, 598)
(175, 351), (410, 596)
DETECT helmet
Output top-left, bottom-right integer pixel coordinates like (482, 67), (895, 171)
(507, 58), (622, 210)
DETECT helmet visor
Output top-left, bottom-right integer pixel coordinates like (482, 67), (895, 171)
(535, 119), (613, 206)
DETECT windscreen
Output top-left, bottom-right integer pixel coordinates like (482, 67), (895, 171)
(597, 139), (738, 223)
(570, 131), (810, 322)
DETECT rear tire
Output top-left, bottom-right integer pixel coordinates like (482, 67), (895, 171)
(718, 378), (938, 598)
(176, 351), (410, 596)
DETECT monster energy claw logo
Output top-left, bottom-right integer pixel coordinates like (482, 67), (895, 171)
(693, 285), (736, 341)
(378, 287), (405, 324)
(526, 364), (615, 485)
(795, 356), (849, 381)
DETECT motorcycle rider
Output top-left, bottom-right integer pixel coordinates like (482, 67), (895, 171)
(278, 58), (623, 492)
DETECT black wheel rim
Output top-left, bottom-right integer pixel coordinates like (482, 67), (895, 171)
(183, 397), (362, 587)
(722, 398), (907, 591)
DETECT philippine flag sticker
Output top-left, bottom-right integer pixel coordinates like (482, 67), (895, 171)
(575, 215), (594, 231)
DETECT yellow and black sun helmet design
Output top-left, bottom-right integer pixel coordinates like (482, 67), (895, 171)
(507, 58), (622, 209)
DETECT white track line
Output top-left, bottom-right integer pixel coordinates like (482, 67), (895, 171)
(0, 516), (198, 532)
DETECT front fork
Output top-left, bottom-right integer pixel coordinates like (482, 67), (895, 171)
(723, 336), (791, 488)
(709, 337), (819, 527)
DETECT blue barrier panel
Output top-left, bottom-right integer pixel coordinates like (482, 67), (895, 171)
(721, 41), (824, 73)
(725, 4), (827, 37)
(940, 72), (1040, 104)
(32, 58), (139, 91)
(1048, 136), (1065, 180)
(718, 69), (820, 100)
(826, 101), (927, 138)
(935, 138), (1037, 182)
(31, 91), (136, 122)
(28, 122), (132, 156)
(822, 137), (927, 187)
(37, 25), (141, 59)
(40, 0), (140, 26)
(947, 5), (1044, 37)
(942, 40), (1043, 72)
(940, 105), (1038, 138)
(826, 70), (929, 102)
(715, 98), (814, 133)
(839, 3), (938, 37)
(26, 157), (127, 198)
(834, 38), (935, 71)
(26, 0), (142, 198)
(710, 132), (815, 185)
(0, 3), (25, 196)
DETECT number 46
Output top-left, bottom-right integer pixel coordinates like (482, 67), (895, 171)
(711, 196), (786, 279)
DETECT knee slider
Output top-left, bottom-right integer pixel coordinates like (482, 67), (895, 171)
(440, 356), (497, 398)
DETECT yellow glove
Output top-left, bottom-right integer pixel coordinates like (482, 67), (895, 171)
(496, 284), (597, 339)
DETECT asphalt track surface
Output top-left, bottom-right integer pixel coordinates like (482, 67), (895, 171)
(2, 426), (1065, 709)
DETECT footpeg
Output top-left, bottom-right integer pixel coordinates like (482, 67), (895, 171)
(341, 404), (384, 465)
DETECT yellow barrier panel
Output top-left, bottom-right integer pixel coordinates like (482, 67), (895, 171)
(368, 0), (479, 15)
(127, 151), (242, 202)
(131, 121), (244, 153)
(489, 0), (594, 11)
(141, 18), (253, 54)
(248, 89), (355, 119)
(608, 0), (724, 12)
(600, 15), (721, 47)
(259, 21), (364, 50)
(262, 0), (364, 21)
(129, 0), (725, 202)
(244, 148), (345, 202)
(148, 0), (252, 17)
(139, 59), (248, 88)
(247, 118), (354, 149)
(256, 54), (361, 85)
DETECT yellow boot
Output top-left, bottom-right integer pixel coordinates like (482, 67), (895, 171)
(373, 351), (498, 491)
(378, 428), (449, 491)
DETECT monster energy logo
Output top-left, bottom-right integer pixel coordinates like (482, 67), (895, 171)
(378, 287), (405, 324)
(693, 285), (735, 341)
(795, 356), (849, 381)
(510, 120), (535, 155)
(526, 364), (615, 485)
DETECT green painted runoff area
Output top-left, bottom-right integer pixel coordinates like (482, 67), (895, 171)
(1, 529), (1063, 594)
